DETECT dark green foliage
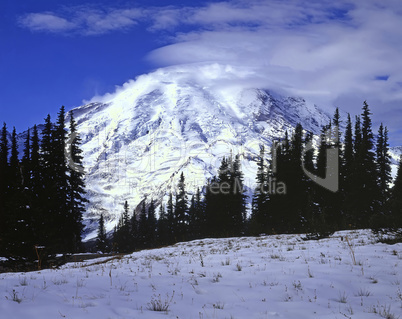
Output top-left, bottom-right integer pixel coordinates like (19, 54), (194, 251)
(0, 123), (9, 255)
(138, 200), (148, 248)
(376, 124), (392, 208)
(157, 201), (169, 245)
(203, 154), (247, 237)
(66, 111), (87, 252)
(350, 102), (378, 227)
(166, 192), (175, 243)
(147, 199), (157, 246)
(0, 108), (86, 259)
(96, 214), (108, 253)
(174, 172), (188, 241)
(389, 156), (402, 228)
(250, 145), (269, 235)
(114, 201), (133, 252)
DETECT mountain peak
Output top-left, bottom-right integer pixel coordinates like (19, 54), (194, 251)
(72, 65), (332, 239)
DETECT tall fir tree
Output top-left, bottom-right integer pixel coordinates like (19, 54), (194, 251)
(250, 145), (268, 235)
(53, 106), (70, 252)
(343, 114), (354, 225)
(302, 130), (318, 234)
(187, 187), (205, 239)
(390, 156), (402, 228)
(357, 101), (378, 226)
(157, 201), (169, 245)
(376, 124), (392, 210)
(166, 192), (175, 244)
(138, 200), (148, 248)
(204, 176), (219, 237)
(287, 123), (305, 233)
(0, 123), (9, 255)
(39, 114), (55, 249)
(230, 154), (247, 236)
(66, 111), (87, 252)
(174, 172), (188, 241)
(96, 214), (108, 253)
(130, 207), (139, 249)
(147, 199), (157, 246)
(7, 127), (25, 256)
(30, 125), (42, 247)
(187, 195), (197, 239)
(343, 114), (354, 187)
(354, 115), (362, 156)
(114, 201), (132, 252)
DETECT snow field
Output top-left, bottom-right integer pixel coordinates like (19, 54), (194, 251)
(1, 229), (401, 319)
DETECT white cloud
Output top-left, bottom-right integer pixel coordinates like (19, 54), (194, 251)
(18, 1), (402, 144)
(18, 6), (144, 35)
(19, 13), (76, 32)
(145, 1), (402, 145)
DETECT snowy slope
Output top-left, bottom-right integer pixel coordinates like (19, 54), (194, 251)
(1, 230), (401, 318)
(70, 64), (331, 239)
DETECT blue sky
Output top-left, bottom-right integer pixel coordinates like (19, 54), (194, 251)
(1, 0), (402, 145)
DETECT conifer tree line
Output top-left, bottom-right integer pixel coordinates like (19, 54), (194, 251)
(107, 155), (248, 252)
(107, 101), (402, 252)
(0, 106), (87, 259)
(250, 102), (401, 237)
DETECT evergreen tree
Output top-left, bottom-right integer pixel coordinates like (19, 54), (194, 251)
(147, 199), (157, 246)
(157, 201), (169, 245)
(114, 201), (132, 252)
(174, 173), (188, 241)
(302, 130), (318, 234)
(355, 101), (378, 227)
(376, 124), (392, 210)
(354, 115), (362, 156)
(328, 109), (343, 230)
(343, 114), (354, 226)
(96, 214), (108, 253)
(287, 123), (305, 232)
(30, 125), (42, 246)
(188, 195), (197, 240)
(0, 123), (9, 255)
(194, 187), (206, 238)
(390, 156), (402, 228)
(39, 114), (55, 250)
(7, 127), (25, 255)
(267, 134), (291, 234)
(66, 111), (87, 252)
(20, 128), (34, 256)
(230, 154), (247, 235)
(138, 200), (148, 248)
(187, 188), (205, 239)
(204, 176), (220, 237)
(250, 145), (268, 235)
(130, 208), (138, 249)
(166, 192), (175, 244)
(343, 114), (354, 181)
(52, 106), (70, 252)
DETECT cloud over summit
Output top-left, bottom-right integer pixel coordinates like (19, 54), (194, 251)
(17, 1), (402, 145)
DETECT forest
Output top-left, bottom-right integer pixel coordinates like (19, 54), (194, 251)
(1, 102), (401, 260)
(0, 106), (86, 260)
(110, 101), (402, 253)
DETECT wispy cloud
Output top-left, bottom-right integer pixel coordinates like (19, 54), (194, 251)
(18, 6), (143, 35)
(19, 12), (76, 33)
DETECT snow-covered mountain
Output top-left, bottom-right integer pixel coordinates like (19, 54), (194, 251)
(69, 64), (333, 239)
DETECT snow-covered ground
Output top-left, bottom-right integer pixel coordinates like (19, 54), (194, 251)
(1, 230), (401, 319)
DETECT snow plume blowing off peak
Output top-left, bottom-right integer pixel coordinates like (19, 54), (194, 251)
(73, 63), (332, 240)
